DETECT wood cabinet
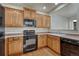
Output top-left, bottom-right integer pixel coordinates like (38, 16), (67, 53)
(52, 36), (60, 54)
(6, 36), (23, 56)
(38, 35), (47, 48)
(4, 7), (50, 28)
(42, 15), (51, 28)
(5, 7), (23, 27)
(47, 35), (60, 54)
(47, 35), (53, 49)
(24, 8), (36, 19)
(30, 10), (36, 19)
(36, 14), (43, 28)
(36, 14), (51, 28)
(46, 15), (51, 28)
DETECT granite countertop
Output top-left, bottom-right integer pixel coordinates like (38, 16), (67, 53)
(36, 32), (79, 41)
(4, 32), (79, 41)
(5, 33), (23, 38)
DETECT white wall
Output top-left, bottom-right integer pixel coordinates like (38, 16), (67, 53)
(49, 14), (69, 30)
(48, 4), (79, 31)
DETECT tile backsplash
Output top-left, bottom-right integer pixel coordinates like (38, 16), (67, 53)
(5, 27), (49, 34)
(49, 29), (79, 34)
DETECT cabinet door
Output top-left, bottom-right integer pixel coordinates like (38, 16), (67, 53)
(8, 42), (15, 56)
(36, 14), (43, 28)
(13, 37), (23, 55)
(38, 35), (43, 48)
(5, 8), (18, 27)
(47, 35), (53, 49)
(5, 8), (13, 27)
(7, 36), (23, 56)
(24, 8), (36, 19)
(7, 37), (15, 56)
(46, 16), (51, 28)
(11, 9), (23, 27)
(52, 36), (60, 54)
(42, 35), (47, 47)
(16, 10), (23, 27)
(30, 10), (36, 19)
(42, 15), (47, 28)
(36, 14), (50, 28)
(38, 35), (47, 48)
(12, 10), (17, 27)
(24, 8), (30, 19)
(47, 35), (60, 54)
(42, 15), (51, 28)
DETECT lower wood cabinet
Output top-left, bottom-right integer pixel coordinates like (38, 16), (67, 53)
(5, 35), (60, 55)
(6, 36), (23, 56)
(38, 35), (47, 48)
(47, 35), (60, 54)
(47, 35), (53, 49)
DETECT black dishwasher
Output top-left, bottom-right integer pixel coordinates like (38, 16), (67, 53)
(61, 37), (79, 56)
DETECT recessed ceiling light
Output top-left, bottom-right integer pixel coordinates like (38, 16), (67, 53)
(73, 20), (77, 22)
(43, 6), (46, 10)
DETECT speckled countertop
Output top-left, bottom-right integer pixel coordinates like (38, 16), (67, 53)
(4, 32), (79, 41)
(5, 33), (23, 38)
(36, 32), (79, 41)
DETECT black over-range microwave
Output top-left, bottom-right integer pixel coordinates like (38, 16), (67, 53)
(24, 19), (36, 27)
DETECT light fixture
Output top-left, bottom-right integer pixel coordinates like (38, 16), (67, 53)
(55, 3), (58, 5)
(43, 6), (46, 10)
(73, 20), (77, 22)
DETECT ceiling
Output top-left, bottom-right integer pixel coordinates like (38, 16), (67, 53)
(1, 3), (59, 13)
(51, 3), (79, 19)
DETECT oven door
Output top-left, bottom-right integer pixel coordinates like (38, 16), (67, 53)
(23, 35), (37, 53)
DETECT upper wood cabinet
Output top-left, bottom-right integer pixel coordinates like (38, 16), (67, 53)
(42, 15), (51, 28)
(47, 35), (60, 55)
(38, 35), (47, 48)
(6, 36), (23, 56)
(4, 7), (50, 28)
(36, 14), (51, 28)
(5, 7), (23, 27)
(24, 8), (36, 19)
(36, 14), (43, 28)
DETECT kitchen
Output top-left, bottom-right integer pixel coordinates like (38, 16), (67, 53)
(0, 3), (79, 56)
